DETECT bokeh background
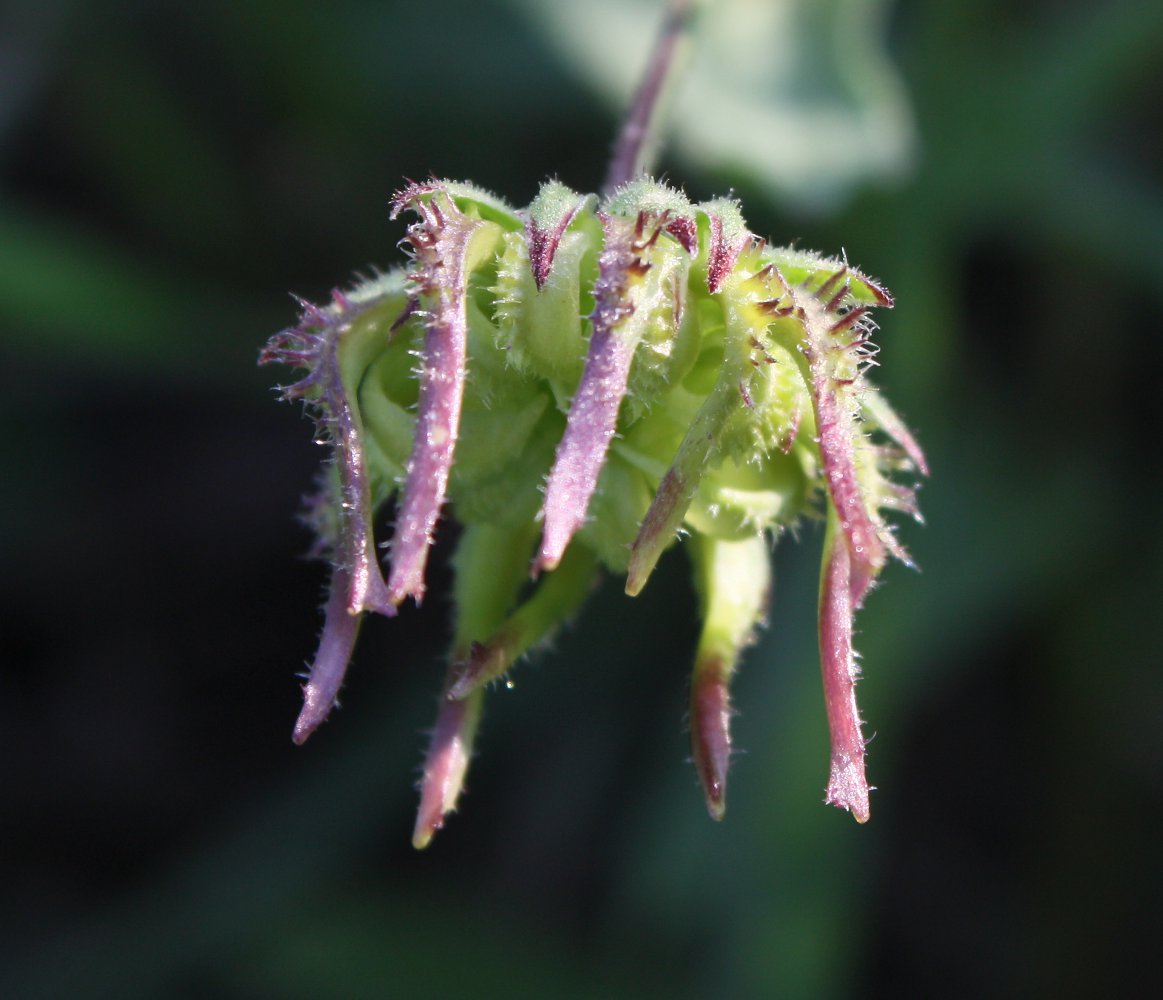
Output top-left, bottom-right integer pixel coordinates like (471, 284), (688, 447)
(3, 0), (1161, 996)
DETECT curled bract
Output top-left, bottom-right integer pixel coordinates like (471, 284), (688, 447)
(262, 176), (925, 843)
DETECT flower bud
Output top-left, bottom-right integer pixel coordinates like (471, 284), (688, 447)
(263, 176), (925, 843)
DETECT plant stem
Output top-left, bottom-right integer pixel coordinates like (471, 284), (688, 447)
(603, 0), (702, 194)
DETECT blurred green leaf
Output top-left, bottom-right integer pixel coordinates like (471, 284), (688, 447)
(0, 201), (188, 364)
(240, 891), (682, 1000)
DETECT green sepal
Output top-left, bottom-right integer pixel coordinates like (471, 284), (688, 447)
(448, 540), (599, 700)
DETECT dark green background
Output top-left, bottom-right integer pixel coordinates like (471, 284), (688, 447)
(3, 1), (1160, 996)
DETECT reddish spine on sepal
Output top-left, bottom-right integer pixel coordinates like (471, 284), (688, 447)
(527, 194), (587, 289)
(705, 213), (750, 294)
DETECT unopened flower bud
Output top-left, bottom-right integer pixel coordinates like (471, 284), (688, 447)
(263, 176), (925, 844)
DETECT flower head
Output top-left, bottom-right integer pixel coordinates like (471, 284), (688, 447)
(262, 176), (925, 846)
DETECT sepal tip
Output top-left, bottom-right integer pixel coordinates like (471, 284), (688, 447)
(691, 661), (732, 821)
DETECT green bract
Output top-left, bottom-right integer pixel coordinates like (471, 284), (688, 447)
(262, 176), (926, 847)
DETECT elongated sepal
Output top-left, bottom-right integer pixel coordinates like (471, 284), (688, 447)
(261, 295), (395, 617)
(386, 183), (494, 606)
(386, 311), (465, 606)
(819, 518), (870, 823)
(775, 258), (922, 596)
(538, 186), (702, 573)
(626, 261), (766, 597)
(778, 264), (894, 608)
(536, 214), (638, 572)
(448, 543), (598, 699)
(413, 682), (483, 849)
(292, 566), (363, 744)
(626, 375), (737, 596)
(336, 399), (396, 616)
(626, 466), (690, 597)
(691, 659), (732, 821)
(689, 534), (771, 820)
(411, 522), (540, 846)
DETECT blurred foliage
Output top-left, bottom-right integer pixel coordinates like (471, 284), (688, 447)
(511, 0), (916, 209)
(2, 0), (1161, 997)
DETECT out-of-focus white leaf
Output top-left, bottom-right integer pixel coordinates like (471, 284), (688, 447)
(506, 0), (916, 211)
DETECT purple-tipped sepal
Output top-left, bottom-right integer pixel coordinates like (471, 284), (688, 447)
(819, 520), (870, 823)
(782, 263), (896, 608)
(687, 534), (771, 820)
(413, 679), (483, 849)
(261, 293), (395, 618)
(535, 212), (638, 572)
(691, 658), (733, 821)
(292, 566), (362, 744)
(537, 186), (698, 573)
(386, 183), (492, 607)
